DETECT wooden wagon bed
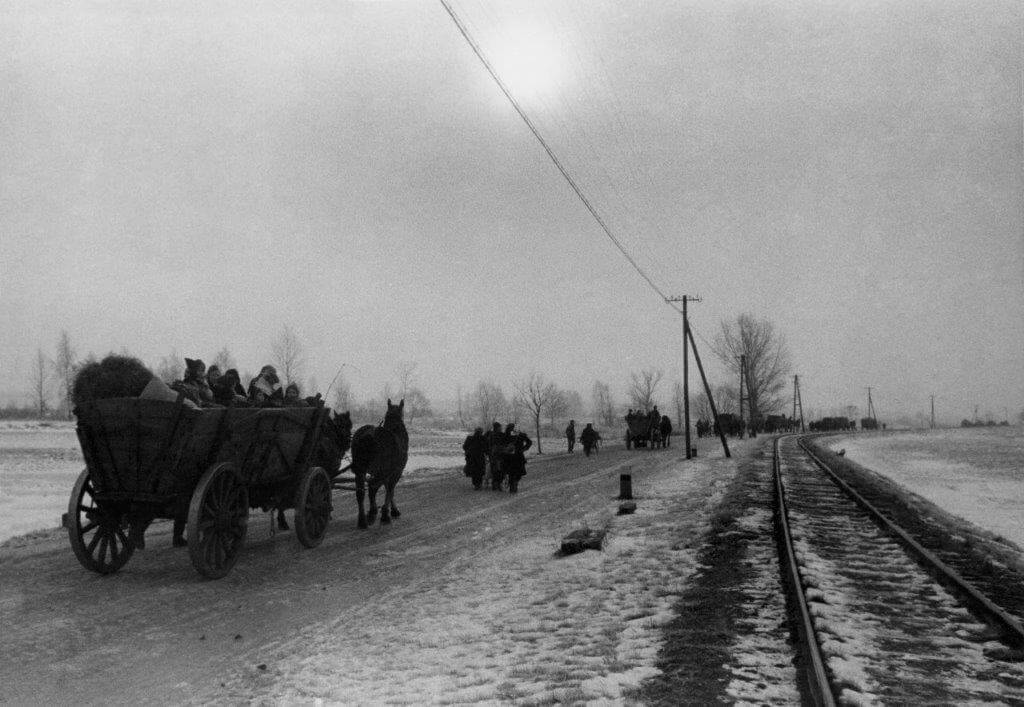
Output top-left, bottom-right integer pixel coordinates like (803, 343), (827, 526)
(66, 397), (340, 579)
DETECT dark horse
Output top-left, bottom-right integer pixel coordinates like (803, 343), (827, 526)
(351, 398), (408, 528)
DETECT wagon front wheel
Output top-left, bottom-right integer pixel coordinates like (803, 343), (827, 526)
(187, 462), (248, 579)
(67, 468), (133, 574)
(294, 466), (332, 548)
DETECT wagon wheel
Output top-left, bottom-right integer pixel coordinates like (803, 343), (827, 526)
(67, 468), (134, 574)
(187, 462), (249, 579)
(294, 466), (332, 548)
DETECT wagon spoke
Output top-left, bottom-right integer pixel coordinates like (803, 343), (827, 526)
(86, 528), (103, 554)
(108, 534), (121, 566)
(98, 533), (110, 565)
(80, 519), (99, 534)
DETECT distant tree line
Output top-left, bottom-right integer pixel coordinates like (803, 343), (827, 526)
(16, 312), (801, 439)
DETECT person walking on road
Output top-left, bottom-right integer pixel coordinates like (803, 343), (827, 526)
(462, 427), (488, 490)
(565, 420), (576, 453)
(580, 423), (601, 457)
(484, 421), (506, 490)
(502, 423), (533, 493)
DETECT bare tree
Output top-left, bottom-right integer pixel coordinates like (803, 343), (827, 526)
(591, 380), (617, 429)
(712, 313), (792, 425)
(271, 325), (306, 386)
(211, 346), (236, 372)
(695, 384), (736, 420)
(155, 350), (183, 383)
(515, 373), (561, 453)
(53, 330), (77, 418)
(332, 371), (353, 413)
(403, 386), (431, 428)
(395, 362), (417, 399)
(471, 380), (508, 428)
(628, 369), (663, 411)
(30, 348), (51, 417)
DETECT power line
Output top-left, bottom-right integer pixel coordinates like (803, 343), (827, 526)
(439, 0), (672, 304)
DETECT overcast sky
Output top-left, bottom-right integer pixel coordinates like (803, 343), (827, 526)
(1, 0), (1021, 424)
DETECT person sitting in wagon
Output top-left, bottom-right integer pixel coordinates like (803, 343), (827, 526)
(212, 368), (249, 406)
(283, 382), (309, 407)
(248, 365), (284, 407)
(171, 358), (214, 406)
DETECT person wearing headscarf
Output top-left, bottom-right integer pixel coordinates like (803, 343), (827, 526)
(212, 368), (249, 406)
(283, 382), (309, 407)
(248, 365), (283, 407)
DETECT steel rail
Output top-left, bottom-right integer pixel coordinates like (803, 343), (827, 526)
(797, 436), (1024, 648)
(772, 436), (837, 706)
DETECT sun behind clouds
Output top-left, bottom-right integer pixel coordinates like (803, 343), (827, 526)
(488, 25), (563, 98)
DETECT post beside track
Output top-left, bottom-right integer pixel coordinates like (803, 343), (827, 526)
(772, 435), (837, 706)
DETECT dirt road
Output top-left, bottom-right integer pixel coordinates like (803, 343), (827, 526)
(1, 443), (731, 704)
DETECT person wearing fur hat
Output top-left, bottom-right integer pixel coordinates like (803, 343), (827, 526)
(248, 365), (283, 407)
(171, 358), (214, 406)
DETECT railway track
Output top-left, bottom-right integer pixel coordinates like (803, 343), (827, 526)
(774, 434), (1024, 704)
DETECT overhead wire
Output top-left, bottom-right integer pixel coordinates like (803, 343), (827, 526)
(439, 0), (675, 304)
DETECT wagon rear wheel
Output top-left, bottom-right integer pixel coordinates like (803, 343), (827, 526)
(294, 466), (332, 548)
(187, 462), (248, 579)
(67, 468), (133, 574)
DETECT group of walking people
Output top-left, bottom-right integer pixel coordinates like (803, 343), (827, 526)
(461, 419), (605, 492)
(564, 420), (602, 456)
(461, 422), (532, 492)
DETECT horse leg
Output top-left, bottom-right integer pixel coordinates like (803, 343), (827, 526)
(388, 480), (400, 518)
(367, 483), (379, 525)
(380, 484), (392, 525)
(356, 471), (368, 529)
(276, 507), (290, 531)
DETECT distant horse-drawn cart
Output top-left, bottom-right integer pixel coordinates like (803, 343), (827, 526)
(624, 413), (661, 449)
(66, 397), (349, 579)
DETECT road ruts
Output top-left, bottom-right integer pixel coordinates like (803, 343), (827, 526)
(775, 435), (1024, 704)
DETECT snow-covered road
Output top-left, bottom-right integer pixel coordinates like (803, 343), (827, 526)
(1, 441), (736, 704)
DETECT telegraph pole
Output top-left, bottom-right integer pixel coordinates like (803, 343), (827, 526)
(666, 295), (730, 458)
(930, 395), (935, 429)
(792, 375), (805, 432)
(666, 295), (699, 459)
(738, 355), (753, 438)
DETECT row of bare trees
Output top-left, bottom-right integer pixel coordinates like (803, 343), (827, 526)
(21, 314), (792, 434)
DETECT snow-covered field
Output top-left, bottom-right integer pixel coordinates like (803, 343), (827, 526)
(827, 426), (1024, 549)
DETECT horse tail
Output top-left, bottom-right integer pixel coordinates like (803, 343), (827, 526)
(350, 424), (378, 472)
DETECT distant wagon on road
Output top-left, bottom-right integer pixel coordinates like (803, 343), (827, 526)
(65, 397), (350, 579)
(624, 411), (661, 449)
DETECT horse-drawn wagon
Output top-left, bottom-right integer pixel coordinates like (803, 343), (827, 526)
(66, 396), (349, 579)
(624, 413), (661, 449)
